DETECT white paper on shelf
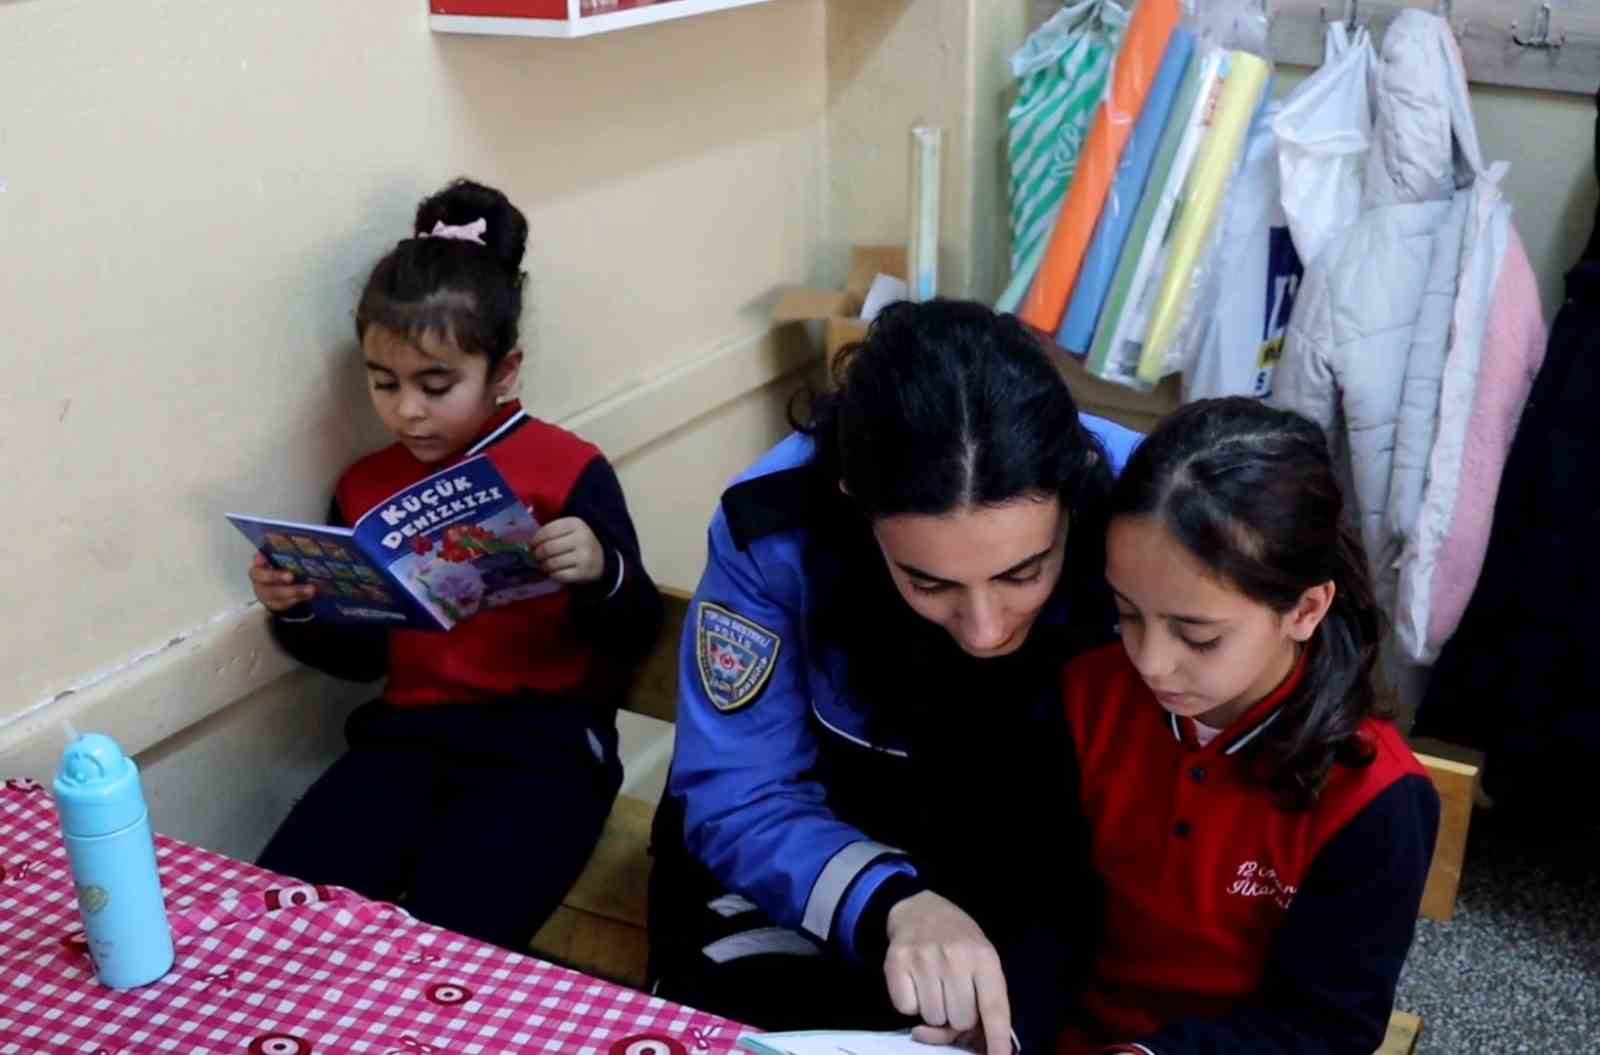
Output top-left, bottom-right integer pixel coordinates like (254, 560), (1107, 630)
(860, 274), (911, 321)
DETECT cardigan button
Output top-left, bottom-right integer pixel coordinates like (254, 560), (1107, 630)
(1190, 766), (1207, 783)
(1174, 820), (1192, 838)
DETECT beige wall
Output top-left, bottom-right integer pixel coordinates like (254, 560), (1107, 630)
(824, 0), (1030, 300)
(1, 0), (827, 724)
(615, 372), (805, 588)
(0, 0), (833, 850)
(0, 0), (1039, 856)
(1449, 84), (1596, 313)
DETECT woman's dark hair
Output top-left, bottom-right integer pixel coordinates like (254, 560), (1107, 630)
(799, 298), (1111, 520)
(793, 299), (1117, 726)
(356, 178), (528, 369)
(1110, 397), (1386, 811)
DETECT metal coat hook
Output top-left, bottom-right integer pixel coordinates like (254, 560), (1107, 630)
(1269, 0), (1596, 91)
(1436, 0), (1466, 40)
(1319, 0), (1363, 31)
(1511, 2), (1564, 49)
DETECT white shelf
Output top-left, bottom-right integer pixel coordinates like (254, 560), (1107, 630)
(430, 0), (779, 38)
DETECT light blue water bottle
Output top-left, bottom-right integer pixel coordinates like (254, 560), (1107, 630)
(52, 732), (175, 989)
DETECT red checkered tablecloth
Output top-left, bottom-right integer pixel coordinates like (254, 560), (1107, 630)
(0, 779), (741, 1055)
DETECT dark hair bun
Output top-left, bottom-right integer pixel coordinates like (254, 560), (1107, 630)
(358, 177), (529, 369)
(413, 178), (528, 275)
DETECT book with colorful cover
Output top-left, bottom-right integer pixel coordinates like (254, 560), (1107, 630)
(228, 454), (558, 631)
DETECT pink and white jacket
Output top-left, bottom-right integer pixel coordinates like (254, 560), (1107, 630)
(1273, 10), (1546, 662)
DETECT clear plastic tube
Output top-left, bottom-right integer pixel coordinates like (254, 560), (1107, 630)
(908, 126), (943, 302)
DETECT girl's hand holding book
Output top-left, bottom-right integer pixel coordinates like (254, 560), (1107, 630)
(248, 552), (317, 612)
(531, 517), (606, 585)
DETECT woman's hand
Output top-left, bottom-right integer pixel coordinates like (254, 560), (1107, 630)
(249, 552), (315, 613)
(885, 891), (1012, 1055)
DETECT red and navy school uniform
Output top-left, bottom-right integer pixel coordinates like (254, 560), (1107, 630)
(270, 401), (663, 701)
(1060, 644), (1440, 1055)
(257, 402), (664, 952)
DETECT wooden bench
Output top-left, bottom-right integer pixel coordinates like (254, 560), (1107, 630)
(531, 793), (656, 987)
(529, 587), (690, 987)
(1378, 1012), (1426, 1055)
(1378, 740), (1484, 1054)
(532, 588), (1479, 1053)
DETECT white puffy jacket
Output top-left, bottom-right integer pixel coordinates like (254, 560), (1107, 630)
(1272, 11), (1536, 659)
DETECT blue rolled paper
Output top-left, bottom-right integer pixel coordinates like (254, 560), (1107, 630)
(1056, 29), (1195, 355)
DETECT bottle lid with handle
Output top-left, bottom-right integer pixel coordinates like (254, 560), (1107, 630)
(54, 733), (149, 838)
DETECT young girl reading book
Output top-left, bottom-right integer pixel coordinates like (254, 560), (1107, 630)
(248, 178), (662, 952)
(1058, 398), (1439, 1055)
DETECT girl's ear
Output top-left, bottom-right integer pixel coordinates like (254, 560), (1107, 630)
(1283, 581), (1336, 643)
(491, 348), (524, 404)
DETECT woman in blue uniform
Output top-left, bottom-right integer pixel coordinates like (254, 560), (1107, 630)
(649, 300), (1140, 1055)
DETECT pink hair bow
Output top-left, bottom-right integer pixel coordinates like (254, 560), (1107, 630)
(422, 218), (487, 245)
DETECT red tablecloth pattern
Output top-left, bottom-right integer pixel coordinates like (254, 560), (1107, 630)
(0, 779), (739, 1055)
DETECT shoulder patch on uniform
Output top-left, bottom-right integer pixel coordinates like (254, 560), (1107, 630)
(697, 602), (782, 714)
(722, 467), (813, 550)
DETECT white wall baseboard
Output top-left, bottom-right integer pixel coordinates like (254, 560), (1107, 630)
(0, 328), (813, 783)
(0, 605), (301, 782)
(563, 325), (814, 465)
(137, 668), (370, 861)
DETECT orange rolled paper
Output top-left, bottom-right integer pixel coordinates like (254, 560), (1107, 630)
(1018, 0), (1183, 334)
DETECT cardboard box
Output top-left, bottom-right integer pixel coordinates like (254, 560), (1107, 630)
(772, 245), (907, 373)
(1052, 348), (1180, 435)
(772, 245), (1177, 432)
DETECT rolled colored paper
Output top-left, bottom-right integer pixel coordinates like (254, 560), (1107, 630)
(1057, 29), (1195, 355)
(1006, 0), (1125, 282)
(1088, 49), (1227, 382)
(1136, 50), (1271, 384)
(908, 126), (944, 302)
(996, 222), (1052, 314)
(1018, 0), (1182, 334)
